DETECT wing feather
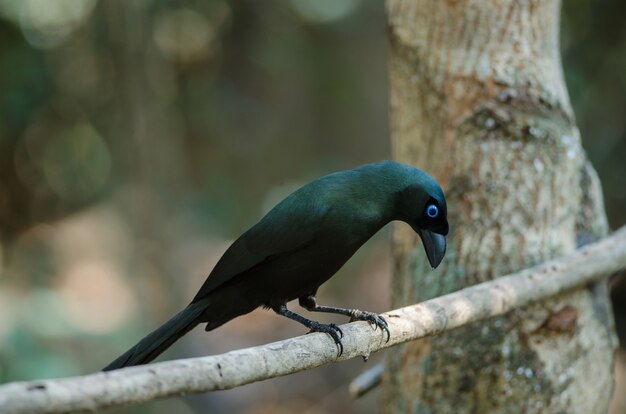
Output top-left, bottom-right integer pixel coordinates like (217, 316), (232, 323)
(192, 193), (330, 301)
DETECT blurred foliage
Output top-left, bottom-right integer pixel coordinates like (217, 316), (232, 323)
(0, 1), (624, 413)
(561, 0), (626, 226)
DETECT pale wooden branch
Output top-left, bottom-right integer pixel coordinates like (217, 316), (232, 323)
(1, 226), (625, 414)
(349, 362), (384, 398)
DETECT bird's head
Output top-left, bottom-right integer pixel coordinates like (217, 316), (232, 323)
(394, 168), (449, 268)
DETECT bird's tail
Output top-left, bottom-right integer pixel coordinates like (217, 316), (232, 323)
(102, 300), (207, 371)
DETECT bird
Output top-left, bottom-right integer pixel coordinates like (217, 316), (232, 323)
(103, 161), (448, 371)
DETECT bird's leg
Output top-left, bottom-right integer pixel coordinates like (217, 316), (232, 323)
(299, 295), (390, 342)
(273, 303), (344, 355)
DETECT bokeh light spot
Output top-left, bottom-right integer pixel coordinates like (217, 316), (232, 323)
(153, 8), (214, 63)
(58, 261), (136, 334)
(0, 0), (97, 49)
(42, 123), (111, 202)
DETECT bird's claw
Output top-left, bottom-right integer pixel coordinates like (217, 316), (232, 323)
(308, 322), (344, 355)
(350, 310), (391, 342)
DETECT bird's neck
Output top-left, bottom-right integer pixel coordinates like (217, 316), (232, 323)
(349, 165), (407, 224)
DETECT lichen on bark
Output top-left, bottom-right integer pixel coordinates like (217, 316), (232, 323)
(383, 0), (617, 412)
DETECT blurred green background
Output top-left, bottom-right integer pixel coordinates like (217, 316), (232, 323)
(0, 1), (624, 413)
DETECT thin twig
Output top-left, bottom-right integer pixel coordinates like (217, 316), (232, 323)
(1, 226), (625, 414)
(349, 363), (384, 398)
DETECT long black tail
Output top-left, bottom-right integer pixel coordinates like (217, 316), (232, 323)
(102, 300), (207, 371)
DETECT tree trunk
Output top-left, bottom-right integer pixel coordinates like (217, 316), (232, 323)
(382, 1), (617, 412)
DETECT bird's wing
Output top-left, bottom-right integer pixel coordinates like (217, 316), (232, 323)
(192, 196), (331, 302)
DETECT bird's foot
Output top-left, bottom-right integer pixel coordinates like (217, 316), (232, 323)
(308, 322), (344, 355)
(349, 310), (390, 342)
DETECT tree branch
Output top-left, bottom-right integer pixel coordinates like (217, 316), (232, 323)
(1, 226), (625, 414)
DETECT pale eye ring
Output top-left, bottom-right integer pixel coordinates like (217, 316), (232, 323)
(426, 204), (439, 218)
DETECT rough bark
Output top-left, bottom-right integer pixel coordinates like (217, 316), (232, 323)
(0, 228), (625, 413)
(383, 0), (617, 413)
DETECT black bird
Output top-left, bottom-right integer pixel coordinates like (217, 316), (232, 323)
(103, 161), (448, 371)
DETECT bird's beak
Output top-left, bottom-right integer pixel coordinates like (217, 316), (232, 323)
(417, 229), (447, 268)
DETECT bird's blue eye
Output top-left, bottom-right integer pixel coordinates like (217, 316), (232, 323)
(426, 204), (439, 218)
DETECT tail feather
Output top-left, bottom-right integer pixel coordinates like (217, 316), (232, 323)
(102, 301), (206, 371)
